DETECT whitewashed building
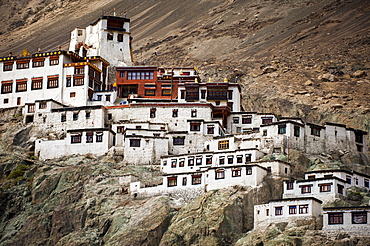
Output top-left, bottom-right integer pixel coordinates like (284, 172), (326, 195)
(130, 160), (291, 199)
(69, 15), (132, 67)
(0, 50), (109, 109)
(323, 206), (370, 236)
(283, 169), (370, 203)
(254, 197), (323, 229)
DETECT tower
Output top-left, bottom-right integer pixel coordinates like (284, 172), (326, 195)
(69, 15), (133, 67)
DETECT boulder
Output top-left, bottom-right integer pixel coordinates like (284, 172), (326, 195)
(262, 66), (277, 74)
(353, 70), (366, 78)
(318, 73), (337, 82)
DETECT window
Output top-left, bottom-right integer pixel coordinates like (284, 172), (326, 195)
(236, 155), (243, 163)
(289, 205), (297, 214)
(127, 71), (154, 80)
(207, 125), (214, 134)
(179, 159), (185, 167)
(233, 117), (239, 124)
(108, 114), (112, 120)
(242, 115), (252, 124)
(32, 78), (43, 90)
(215, 169), (225, 179)
(3, 62), (13, 71)
(71, 134), (81, 143)
(310, 126), (321, 137)
(196, 157), (202, 166)
(32, 60), (44, 67)
(319, 183), (332, 192)
(262, 117), (273, 124)
(163, 160), (167, 166)
(267, 167), (272, 173)
(245, 154), (252, 163)
(287, 181), (294, 190)
(130, 139), (140, 147)
(278, 124), (286, 134)
(275, 207), (283, 216)
(190, 122), (201, 131)
(117, 126), (124, 133)
(73, 112), (79, 121)
(105, 95), (111, 101)
(61, 114), (66, 122)
(188, 157), (194, 166)
(201, 90), (206, 99)
(206, 156), (212, 165)
(218, 140), (229, 150)
(171, 159), (177, 168)
(266, 209), (269, 216)
(17, 97), (21, 105)
(3, 98), (9, 104)
(150, 108), (156, 118)
(228, 90), (233, 100)
(1, 82), (12, 94)
(307, 175), (315, 179)
(299, 204), (308, 214)
(16, 81), (27, 92)
(66, 77), (71, 87)
(145, 89), (156, 96)
(17, 62), (29, 69)
(346, 175), (352, 184)
(352, 212), (367, 224)
(47, 78), (58, 88)
(219, 157), (225, 165)
(85, 111), (91, 118)
(173, 136), (185, 145)
(192, 174), (202, 185)
(328, 213), (343, 224)
(180, 90), (185, 99)
(107, 33), (113, 40)
(172, 109), (178, 117)
(75, 66), (84, 74)
(70, 92), (76, 98)
(182, 177), (187, 186)
(28, 104), (35, 113)
(365, 179), (369, 188)
(50, 58), (59, 66)
(97, 95), (102, 101)
(167, 176), (177, 187)
(232, 169), (241, 177)
(294, 126), (300, 137)
(119, 71), (124, 78)
(191, 109), (197, 117)
(246, 167), (252, 175)
(136, 125), (141, 129)
(337, 184), (344, 195)
(162, 89), (171, 96)
(228, 156), (234, 164)
(74, 78), (84, 86)
(301, 185), (311, 193)
(263, 130), (267, 136)
(355, 132), (364, 143)
(86, 133), (93, 143)
(117, 33), (123, 42)
(37, 102), (46, 109)
(96, 132), (103, 142)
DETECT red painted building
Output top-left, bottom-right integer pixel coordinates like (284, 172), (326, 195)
(115, 66), (199, 99)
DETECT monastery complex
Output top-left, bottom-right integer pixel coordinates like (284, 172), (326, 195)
(0, 15), (369, 235)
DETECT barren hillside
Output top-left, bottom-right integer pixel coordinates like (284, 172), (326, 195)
(0, 0), (369, 132)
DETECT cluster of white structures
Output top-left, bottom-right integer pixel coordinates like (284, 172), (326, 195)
(1, 14), (369, 237)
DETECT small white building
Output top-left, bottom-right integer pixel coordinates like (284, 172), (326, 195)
(254, 197), (323, 229)
(35, 128), (115, 160)
(283, 169), (370, 203)
(323, 206), (370, 236)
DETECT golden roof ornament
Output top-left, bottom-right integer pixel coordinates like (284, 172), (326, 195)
(19, 48), (31, 57)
